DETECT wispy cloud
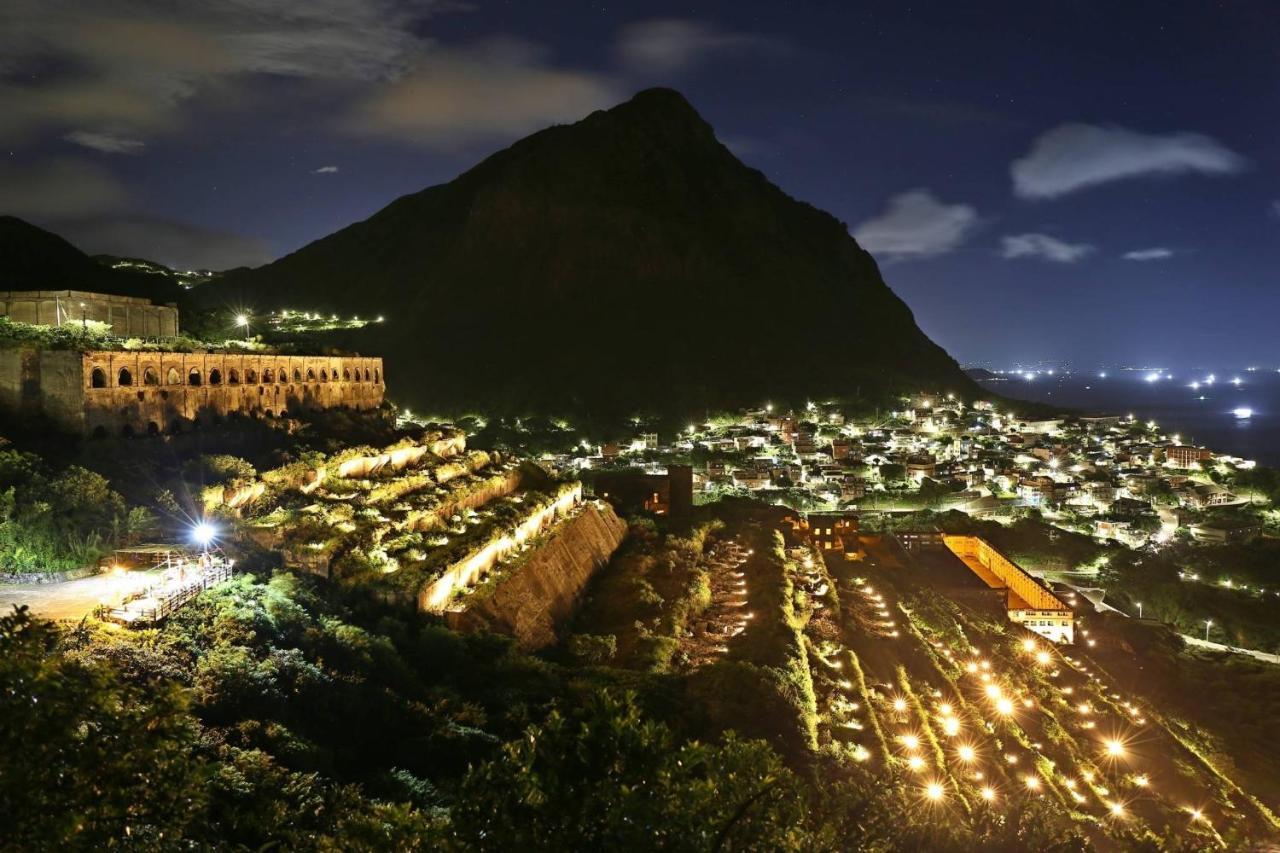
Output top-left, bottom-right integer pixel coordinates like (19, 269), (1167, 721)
(1011, 123), (1246, 199)
(312, 165), (339, 174)
(852, 189), (980, 261)
(1001, 233), (1094, 263)
(0, 0), (463, 144)
(1122, 247), (1174, 261)
(64, 130), (146, 154)
(616, 19), (782, 74)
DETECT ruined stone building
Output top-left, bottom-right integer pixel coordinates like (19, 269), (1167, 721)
(0, 290), (179, 338)
(0, 289), (384, 436)
(0, 349), (385, 436)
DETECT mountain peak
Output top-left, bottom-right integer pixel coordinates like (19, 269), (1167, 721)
(218, 90), (974, 416)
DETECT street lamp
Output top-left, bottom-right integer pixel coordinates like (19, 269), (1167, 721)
(1136, 602), (1142, 618)
(79, 302), (86, 330)
(235, 313), (250, 341)
(1204, 619), (1213, 642)
(193, 521), (216, 555)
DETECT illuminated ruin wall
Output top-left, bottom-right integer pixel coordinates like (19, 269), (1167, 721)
(419, 483), (586, 613)
(0, 290), (179, 338)
(0, 348), (384, 436)
(943, 534), (1074, 643)
(446, 502), (628, 650)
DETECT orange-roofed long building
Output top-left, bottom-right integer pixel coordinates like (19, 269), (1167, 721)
(942, 535), (1074, 644)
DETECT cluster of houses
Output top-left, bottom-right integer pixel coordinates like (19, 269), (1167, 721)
(564, 396), (1263, 549)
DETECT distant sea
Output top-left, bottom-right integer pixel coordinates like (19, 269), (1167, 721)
(975, 369), (1280, 468)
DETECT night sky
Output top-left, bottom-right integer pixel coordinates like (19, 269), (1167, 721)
(3, 1), (1278, 369)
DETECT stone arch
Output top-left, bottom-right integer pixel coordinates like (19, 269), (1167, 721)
(293, 368), (302, 382)
(319, 369), (328, 382)
(189, 368), (202, 386)
(306, 368), (316, 381)
(117, 367), (133, 387)
(262, 368), (274, 383)
(245, 368), (257, 383)
(209, 368), (222, 386)
(228, 368), (240, 385)
(147, 421), (160, 435)
(143, 367), (159, 386)
(374, 368), (380, 383)
(90, 367), (107, 388)
(343, 368), (351, 381)
(167, 367), (181, 385)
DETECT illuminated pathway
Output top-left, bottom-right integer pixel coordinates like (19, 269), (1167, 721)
(0, 569), (163, 621)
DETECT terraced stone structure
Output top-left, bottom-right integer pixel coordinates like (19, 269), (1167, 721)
(0, 348), (384, 436)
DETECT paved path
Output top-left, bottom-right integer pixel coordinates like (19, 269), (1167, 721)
(0, 570), (160, 622)
(1181, 634), (1280, 666)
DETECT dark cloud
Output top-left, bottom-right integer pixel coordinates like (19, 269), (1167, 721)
(344, 37), (619, 148)
(54, 215), (272, 270)
(0, 159), (127, 218)
(0, 0), (462, 144)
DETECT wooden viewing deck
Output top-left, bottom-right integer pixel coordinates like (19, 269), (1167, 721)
(102, 558), (234, 626)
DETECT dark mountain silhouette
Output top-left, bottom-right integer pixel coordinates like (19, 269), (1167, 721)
(0, 216), (187, 307)
(223, 89), (975, 415)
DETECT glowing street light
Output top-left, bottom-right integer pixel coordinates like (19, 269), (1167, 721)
(1136, 602), (1143, 618)
(924, 781), (945, 801)
(980, 786), (996, 801)
(192, 521), (217, 553)
(1104, 739), (1126, 758)
(235, 313), (250, 341)
(1204, 619), (1213, 641)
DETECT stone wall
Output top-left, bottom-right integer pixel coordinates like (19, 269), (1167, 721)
(445, 502), (627, 650)
(0, 348), (384, 435)
(0, 290), (178, 338)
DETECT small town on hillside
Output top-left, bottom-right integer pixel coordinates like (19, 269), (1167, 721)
(557, 396), (1266, 552)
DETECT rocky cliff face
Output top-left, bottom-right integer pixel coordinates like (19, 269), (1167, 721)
(448, 502), (627, 650)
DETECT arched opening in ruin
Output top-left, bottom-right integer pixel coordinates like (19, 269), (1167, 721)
(278, 368), (286, 383)
(167, 367), (181, 385)
(90, 367), (107, 388)
(245, 369), (257, 383)
(228, 369), (240, 385)
(262, 368), (274, 383)
(117, 367), (133, 387)
(306, 368), (316, 381)
(208, 368), (222, 385)
(343, 368), (351, 381)
(189, 368), (202, 386)
(374, 369), (380, 383)
(319, 369), (328, 382)
(143, 367), (159, 386)
(293, 368), (302, 382)
(147, 421), (160, 435)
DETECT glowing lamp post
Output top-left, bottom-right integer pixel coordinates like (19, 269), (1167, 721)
(1136, 602), (1142, 618)
(235, 313), (250, 341)
(193, 521), (216, 555)
(1204, 619), (1212, 642)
